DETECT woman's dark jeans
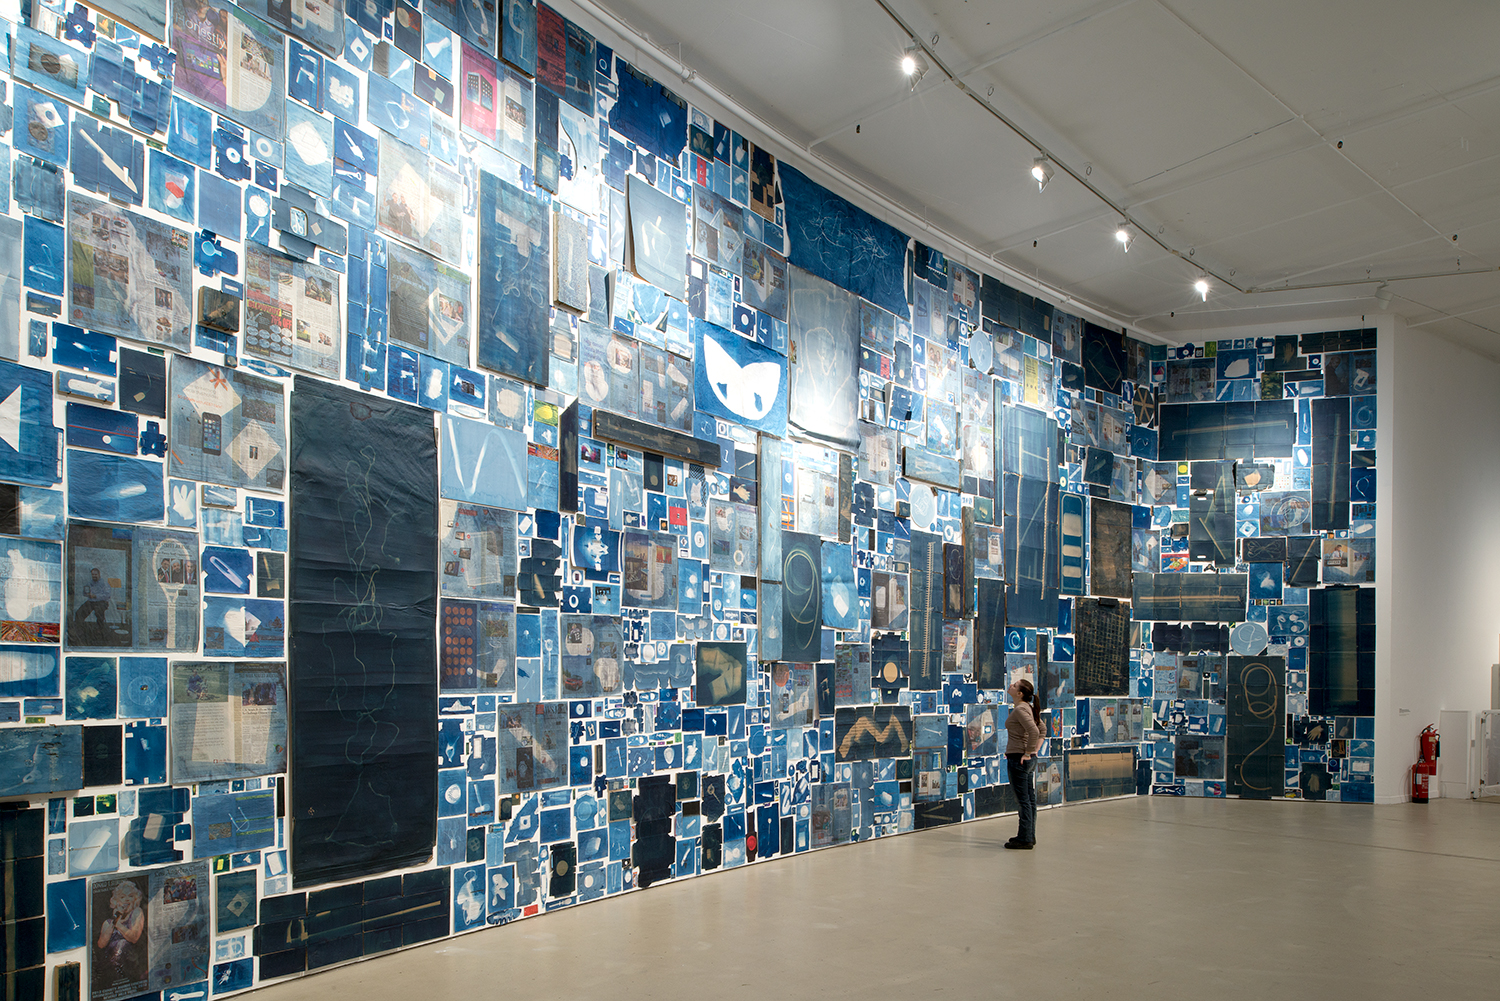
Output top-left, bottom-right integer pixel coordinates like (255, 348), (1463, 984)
(1007, 753), (1036, 843)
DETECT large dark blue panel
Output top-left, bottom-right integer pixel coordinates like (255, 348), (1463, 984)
(1311, 397), (1351, 530)
(290, 379), (438, 886)
(1309, 585), (1375, 716)
(608, 59), (686, 165)
(778, 163), (908, 316)
(908, 531), (944, 690)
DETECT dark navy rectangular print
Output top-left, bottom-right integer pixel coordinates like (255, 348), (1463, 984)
(289, 379), (439, 886)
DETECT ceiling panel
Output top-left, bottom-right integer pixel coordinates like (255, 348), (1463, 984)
(816, 85), (1101, 251)
(1405, 311), (1500, 363)
(1195, 196), (1447, 285)
(1394, 272), (1500, 316)
(1340, 100), (1500, 189)
(1063, 252), (1215, 315)
(973, 2), (1291, 187)
(996, 222), (1182, 321)
(1426, 217), (1500, 263)
(1006, 218), (1172, 288)
(1163, 0), (1500, 133)
(1135, 145), (1384, 254)
(1391, 160), (1500, 237)
(1272, 237), (1499, 293)
(908, 0), (1118, 73)
(1120, 123), (1321, 204)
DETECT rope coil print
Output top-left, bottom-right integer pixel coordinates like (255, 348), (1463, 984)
(1236, 660), (1280, 793)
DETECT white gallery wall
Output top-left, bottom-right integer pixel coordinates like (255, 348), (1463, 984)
(1378, 318), (1500, 801)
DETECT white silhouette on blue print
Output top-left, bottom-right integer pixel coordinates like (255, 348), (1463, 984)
(214, 958), (252, 993)
(15, 86), (69, 166)
(627, 174), (686, 293)
(204, 597), (281, 658)
(73, 120), (142, 203)
(243, 188), (272, 245)
(0, 723), (80, 797)
(23, 217), (64, 296)
(1248, 563), (1283, 601)
(502, 0), (537, 70)
(479, 174), (550, 382)
(788, 276), (860, 447)
(421, 23), (454, 80)
(453, 865), (485, 930)
(697, 323), (785, 434)
(288, 40), (320, 99)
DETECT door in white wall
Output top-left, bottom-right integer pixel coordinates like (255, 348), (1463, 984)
(1479, 712), (1500, 798)
(1438, 709), (1473, 799)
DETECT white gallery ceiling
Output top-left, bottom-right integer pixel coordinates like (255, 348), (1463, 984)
(577, 0), (1500, 358)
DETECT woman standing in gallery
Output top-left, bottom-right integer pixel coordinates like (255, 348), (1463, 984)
(1005, 678), (1043, 849)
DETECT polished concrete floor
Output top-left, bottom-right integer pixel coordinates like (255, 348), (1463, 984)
(251, 798), (1499, 1000)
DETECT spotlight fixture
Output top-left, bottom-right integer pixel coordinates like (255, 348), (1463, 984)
(1194, 278), (1210, 301)
(1374, 282), (1394, 307)
(1031, 156), (1054, 192)
(1114, 223), (1135, 252)
(900, 44), (928, 90)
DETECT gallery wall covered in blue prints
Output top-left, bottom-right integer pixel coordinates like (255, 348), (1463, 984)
(0, 0), (1380, 996)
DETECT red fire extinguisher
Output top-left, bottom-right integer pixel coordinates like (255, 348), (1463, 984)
(1411, 724), (1440, 803)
